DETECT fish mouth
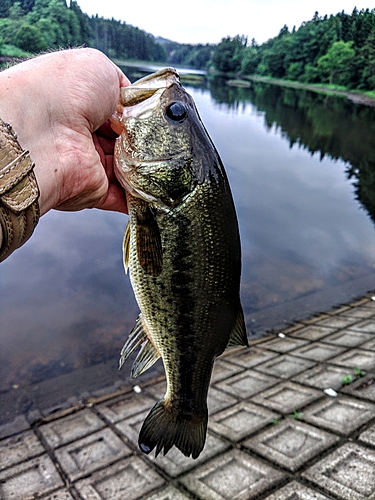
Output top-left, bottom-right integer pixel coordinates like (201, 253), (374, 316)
(119, 68), (180, 108)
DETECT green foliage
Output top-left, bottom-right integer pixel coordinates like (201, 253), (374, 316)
(210, 8), (375, 92)
(211, 35), (247, 73)
(341, 368), (366, 386)
(0, 0), (166, 62)
(316, 41), (355, 85)
(9, 2), (24, 19)
(289, 410), (304, 420)
(341, 374), (354, 385)
(162, 40), (213, 70)
(14, 22), (46, 52)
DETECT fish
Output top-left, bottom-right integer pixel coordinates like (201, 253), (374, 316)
(113, 68), (248, 459)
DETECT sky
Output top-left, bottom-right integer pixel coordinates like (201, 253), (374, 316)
(74, 0), (374, 45)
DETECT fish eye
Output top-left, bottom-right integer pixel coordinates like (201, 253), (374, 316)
(165, 102), (187, 123)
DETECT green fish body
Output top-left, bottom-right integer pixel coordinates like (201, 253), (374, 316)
(114, 68), (247, 459)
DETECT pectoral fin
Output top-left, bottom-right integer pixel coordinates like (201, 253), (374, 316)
(227, 306), (249, 348)
(136, 206), (163, 276)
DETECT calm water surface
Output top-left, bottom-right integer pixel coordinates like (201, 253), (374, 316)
(1, 67), (375, 409)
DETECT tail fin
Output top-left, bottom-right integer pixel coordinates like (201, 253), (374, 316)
(138, 399), (207, 459)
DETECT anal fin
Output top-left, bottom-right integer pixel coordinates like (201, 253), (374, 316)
(227, 305), (249, 348)
(119, 314), (161, 377)
(119, 314), (146, 370)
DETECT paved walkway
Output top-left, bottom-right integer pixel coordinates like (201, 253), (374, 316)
(2, 294), (375, 499)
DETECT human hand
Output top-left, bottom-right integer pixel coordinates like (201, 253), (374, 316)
(0, 48), (130, 215)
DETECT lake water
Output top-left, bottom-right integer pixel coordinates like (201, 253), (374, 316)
(1, 66), (375, 418)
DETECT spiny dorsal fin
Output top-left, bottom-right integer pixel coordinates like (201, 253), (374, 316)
(131, 339), (161, 378)
(122, 221), (131, 274)
(136, 206), (163, 276)
(119, 314), (147, 370)
(227, 305), (249, 348)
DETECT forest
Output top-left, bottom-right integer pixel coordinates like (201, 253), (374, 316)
(212, 9), (375, 91)
(0, 0), (166, 62)
(1, 2), (375, 92)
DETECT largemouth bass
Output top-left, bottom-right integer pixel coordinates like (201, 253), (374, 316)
(114, 68), (248, 459)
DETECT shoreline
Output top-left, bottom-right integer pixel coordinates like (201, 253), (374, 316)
(244, 75), (375, 107)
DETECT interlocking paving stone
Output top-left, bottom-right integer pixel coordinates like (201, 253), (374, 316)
(0, 415), (30, 440)
(180, 449), (285, 500)
(115, 411), (228, 477)
(144, 380), (166, 400)
(54, 428), (131, 481)
(39, 408), (105, 448)
(243, 419), (339, 472)
(302, 442), (375, 500)
(261, 337), (309, 353)
(317, 316), (359, 329)
(223, 346), (278, 369)
(146, 434), (229, 478)
(0, 454), (63, 499)
(215, 370), (279, 399)
(320, 329), (374, 347)
(43, 490), (75, 500)
(293, 363), (353, 390)
(329, 348), (375, 371)
(264, 480), (331, 499)
(349, 319), (375, 333)
(303, 395), (375, 435)
(209, 402), (279, 441)
(96, 392), (156, 423)
(291, 342), (346, 362)
(0, 430), (44, 470)
(301, 314), (330, 324)
(251, 381), (322, 414)
(75, 456), (165, 500)
(255, 355), (316, 379)
(290, 326), (335, 341)
(211, 359), (244, 383)
(146, 485), (192, 499)
(361, 337), (375, 350)
(115, 410), (148, 446)
(341, 307), (375, 319)
(341, 373), (375, 401)
(208, 387), (238, 414)
(359, 422), (375, 447)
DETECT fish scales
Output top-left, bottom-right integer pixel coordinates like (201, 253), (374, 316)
(114, 68), (248, 459)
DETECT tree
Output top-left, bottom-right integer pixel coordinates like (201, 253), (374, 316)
(211, 36), (247, 73)
(316, 41), (355, 85)
(9, 2), (24, 19)
(14, 23), (46, 51)
(241, 46), (260, 74)
(358, 31), (375, 89)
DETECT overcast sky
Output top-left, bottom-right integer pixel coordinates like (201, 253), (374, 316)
(74, 0), (374, 45)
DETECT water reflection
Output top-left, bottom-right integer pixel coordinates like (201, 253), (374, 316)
(1, 70), (375, 405)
